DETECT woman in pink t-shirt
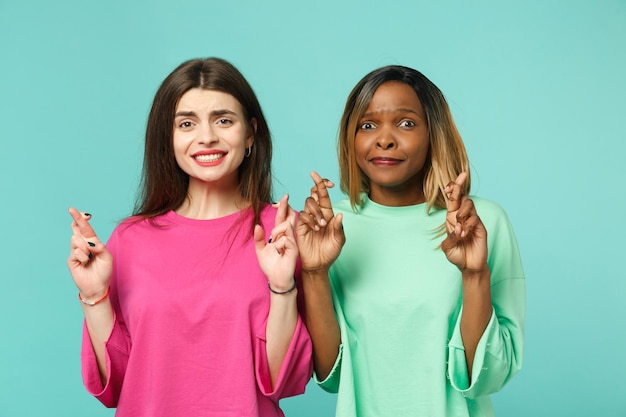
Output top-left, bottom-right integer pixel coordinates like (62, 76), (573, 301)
(66, 57), (312, 416)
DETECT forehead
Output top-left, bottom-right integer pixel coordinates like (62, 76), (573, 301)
(176, 88), (243, 113)
(364, 81), (424, 115)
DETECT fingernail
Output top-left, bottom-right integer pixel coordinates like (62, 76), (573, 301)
(268, 237), (273, 243)
(88, 241), (96, 247)
(88, 252), (93, 259)
(84, 213), (92, 217)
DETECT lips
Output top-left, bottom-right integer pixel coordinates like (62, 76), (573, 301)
(193, 151), (226, 163)
(370, 157), (402, 165)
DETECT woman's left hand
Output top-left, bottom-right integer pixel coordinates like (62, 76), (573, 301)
(254, 195), (298, 292)
(441, 173), (489, 273)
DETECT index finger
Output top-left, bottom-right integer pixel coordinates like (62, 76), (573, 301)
(68, 207), (98, 239)
(310, 171), (333, 209)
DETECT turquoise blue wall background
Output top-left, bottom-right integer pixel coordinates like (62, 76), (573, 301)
(1, 0), (625, 415)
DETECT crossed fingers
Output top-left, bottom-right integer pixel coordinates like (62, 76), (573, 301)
(69, 207), (101, 265)
(444, 172), (476, 238)
(300, 171), (335, 231)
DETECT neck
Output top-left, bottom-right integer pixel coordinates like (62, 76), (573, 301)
(368, 185), (425, 207)
(176, 179), (249, 220)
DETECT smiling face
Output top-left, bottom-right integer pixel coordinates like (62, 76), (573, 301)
(173, 88), (254, 192)
(354, 81), (430, 206)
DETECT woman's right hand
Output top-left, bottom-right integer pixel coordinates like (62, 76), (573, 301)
(67, 207), (113, 301)
(296, 171), (345, 273)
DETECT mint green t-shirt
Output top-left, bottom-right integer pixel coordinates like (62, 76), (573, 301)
(316, 196), (525, 417)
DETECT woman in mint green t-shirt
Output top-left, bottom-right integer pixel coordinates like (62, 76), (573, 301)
(297, 65), (525, 417)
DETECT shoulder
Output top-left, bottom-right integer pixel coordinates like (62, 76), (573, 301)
(108, 213), (169, 241)
(109, 216), (141, 237)
(116, 214), (161, 231)
(470, 196), (520, 248)
(332, 198), (353, 213)
(259, 202), (277, 218)
(470, 196), (510, 223)
(257, 203), (282, 230)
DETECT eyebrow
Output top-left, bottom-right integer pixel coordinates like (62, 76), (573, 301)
(174, 109), (239, 118)
(361, 108), (422, 118)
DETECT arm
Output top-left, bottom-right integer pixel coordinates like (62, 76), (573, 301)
(442, 179), (525, 396)
(265, 287), (299, 389)
(458, 269), (492, 378)
(68, 208), (114, 386)
(296, 172), (345, 380)
(299, 269), (340, 381)
(81, 298), (115, 386)
(254, 195), (301, 389)
(440, 173), (491, 378)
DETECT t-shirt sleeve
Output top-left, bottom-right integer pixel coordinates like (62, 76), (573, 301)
(313, 343), (343, 393)
(447, 201), (526, 398)
(254, 314), (313, 400)
(81, 313), (131, 407)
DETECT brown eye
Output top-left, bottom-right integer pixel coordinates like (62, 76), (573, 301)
(217, 118), (233, 125)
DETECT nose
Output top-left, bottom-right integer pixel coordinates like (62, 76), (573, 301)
(375, 130), (397, 150)
(198, 123), (219, 145)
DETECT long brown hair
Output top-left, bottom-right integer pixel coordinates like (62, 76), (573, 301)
(133, 57), (273, 228)
(338, 65), (470, 212)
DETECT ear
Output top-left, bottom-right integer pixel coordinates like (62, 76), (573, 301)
(247, 118), (257, 148)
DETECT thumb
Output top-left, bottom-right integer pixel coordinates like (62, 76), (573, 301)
(440, 232), (459, 254)
(253, 224), (267, 255)
(333, 213), (344, 235)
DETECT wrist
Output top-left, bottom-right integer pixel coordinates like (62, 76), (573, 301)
(268, 279), (297, 295)
(301, 267), (330, 279)
(461, 266), (490, 282)
(78, 287), (110, 306)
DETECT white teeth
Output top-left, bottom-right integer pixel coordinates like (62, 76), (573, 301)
(194, 153), (223, 162)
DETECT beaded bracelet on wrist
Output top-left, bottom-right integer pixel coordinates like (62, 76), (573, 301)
(78, 287), (111, 306)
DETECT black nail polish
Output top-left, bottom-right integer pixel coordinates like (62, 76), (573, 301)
(268, 237), (273, 243)
(85, 213), (92, 217)
(88, 252), (93, 259)
(88, 241), (96, 247)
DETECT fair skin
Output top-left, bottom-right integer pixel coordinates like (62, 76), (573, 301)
(297, 81), (492, 381)
(67, 208), (114, 386)
(173, 88), (254, 218)
(68, 88), (298, 389)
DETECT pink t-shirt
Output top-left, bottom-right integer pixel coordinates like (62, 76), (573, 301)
(81, 206), (313, 416)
